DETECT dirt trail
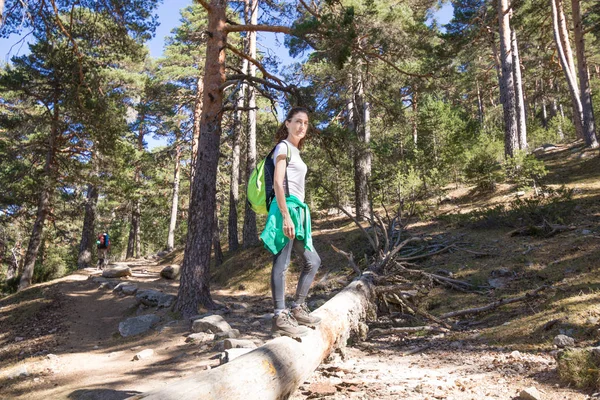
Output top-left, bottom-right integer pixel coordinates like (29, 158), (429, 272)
(0, 256), (587, 400)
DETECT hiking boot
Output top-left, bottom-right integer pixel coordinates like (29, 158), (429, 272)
(291, 303), (321, 327)
(272, 311), (310, 338)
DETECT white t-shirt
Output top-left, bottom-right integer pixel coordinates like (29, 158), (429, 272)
(272, 140), (307, 202)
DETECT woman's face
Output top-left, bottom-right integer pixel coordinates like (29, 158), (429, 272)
(285, 112), (309, 142)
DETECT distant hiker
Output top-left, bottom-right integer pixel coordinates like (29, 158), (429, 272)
(259, 107), (322, 338)
(96, 231), (110, 269)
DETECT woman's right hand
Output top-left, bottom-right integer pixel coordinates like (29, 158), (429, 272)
(283, 214), (295, 239)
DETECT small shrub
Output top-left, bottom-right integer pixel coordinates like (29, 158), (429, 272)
(556, 349), (600, 390)
(504, 150), (547, 192)
(464, 136), (504, 192)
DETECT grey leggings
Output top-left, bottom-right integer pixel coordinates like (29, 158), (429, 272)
(271, 239), (321, 311)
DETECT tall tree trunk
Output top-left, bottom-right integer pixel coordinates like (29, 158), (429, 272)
(228, 76), (246, 252)
(571, 0), (598, 148)
(476, 79), (485, 125)
(353, 69), (371, 221)
(167, 143), (182, 251)
(77, 183), (98, 269)
(213, 199), (224, 267)
(511, 28), (527, 150)
(497, 0), (519, 157)
(127, 111), (145, 258)
(175, 0), (227, 317)
(540, 80), (549, 128)
(489, 30), (503, 107)
(411, 90), (418, 145)
(19, 89), (59, 290)
(554, 0), (584, 139)
(242, 0), (259, 247)
(191, 76), (205, 187)
(7, 242), (21, 281)
(126, 218), (136, 259)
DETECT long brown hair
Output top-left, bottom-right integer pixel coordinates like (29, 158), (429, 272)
(274, 107), (311, 150)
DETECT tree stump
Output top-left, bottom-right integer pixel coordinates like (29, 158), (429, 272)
(128, 275), (374, 400)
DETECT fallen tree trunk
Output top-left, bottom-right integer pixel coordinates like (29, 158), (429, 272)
(128, 275), (375, 400)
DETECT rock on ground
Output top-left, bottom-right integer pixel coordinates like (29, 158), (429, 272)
(118, 314), (160, 337)
(185, 333), (215, 344)
(223, 339), (257, 349)
(133, 349), (154, 361)
(135, 289), (176, 308)
(160, 264), (180, 280)
(113, 282), (138, 295)
(102, 266), (132, 278)
(519, 386), (542, 400)
(192, 315), (232, 334)
(554, 334), (575, 348)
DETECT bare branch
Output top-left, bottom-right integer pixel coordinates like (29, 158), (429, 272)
(369, 326), (448, 338)
(298, 0), (321, 19)
(359, 49), (433, 79)
(225, 43), (284, 86)
(331, 244), (361, 277)
(440, 286), (550, 319)
(317, 181), (378, 253)
(220, 74), (293, 93)
(224, 24), (292, 34)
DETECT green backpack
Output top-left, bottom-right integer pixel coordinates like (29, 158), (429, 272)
(247, 141), (291, 215)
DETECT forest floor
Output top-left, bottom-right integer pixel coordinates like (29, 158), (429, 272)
(1, 141), (600, 399)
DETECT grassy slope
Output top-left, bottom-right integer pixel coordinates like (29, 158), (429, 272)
(204, 141), (600, 350)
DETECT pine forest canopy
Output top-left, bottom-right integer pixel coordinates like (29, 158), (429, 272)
(0, 0), (599, 317)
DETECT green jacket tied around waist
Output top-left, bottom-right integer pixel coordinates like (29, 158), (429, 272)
(260, 194), (314, 255)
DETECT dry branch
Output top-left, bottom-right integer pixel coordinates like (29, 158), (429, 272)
(392, 262), (481, 291)
(508, 221), (576, 237)
(368, 326), (448, 338)
(439, 286), (550, 319)
(331, 244), (362, 277)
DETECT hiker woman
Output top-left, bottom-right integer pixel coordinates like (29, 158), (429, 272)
(260, 107), (322, 338)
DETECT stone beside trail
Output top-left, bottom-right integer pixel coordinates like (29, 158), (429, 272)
(192, 314), (232, 334)
(136, 289), (176, 308)
(118, 314), (160, 337)
(160, 264), (180, 280)
(102, 266), (132, 278)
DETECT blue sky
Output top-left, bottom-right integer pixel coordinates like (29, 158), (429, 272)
(2, 1), (453, 62)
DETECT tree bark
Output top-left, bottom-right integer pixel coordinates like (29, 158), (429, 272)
(127, 109), (146, 259)
(212, 200), (224, 267)
(571, 0), (598, 148)
(553, 0), (584, 139)
(19, 87), (59, 290)
(242, 0), (259, 247)
(175, 0), (228, 317)
(130, 276), (374, 400)
(228, 73), (246, 252)
(476, 79), (484, 125)
(497, 0), (519, 157)
(6, 242), (21, 281)
(167, 143), (182, 251)
(411, 90), (418, 145)
(77, 183), (98, 269)
(489, 29), (503, 107)
(511, 28), (527, 150)
(353, 69), (371, 221)
(190, 76), (205, 188)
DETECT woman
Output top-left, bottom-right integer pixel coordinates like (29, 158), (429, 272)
(260, 107), (322, 338)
